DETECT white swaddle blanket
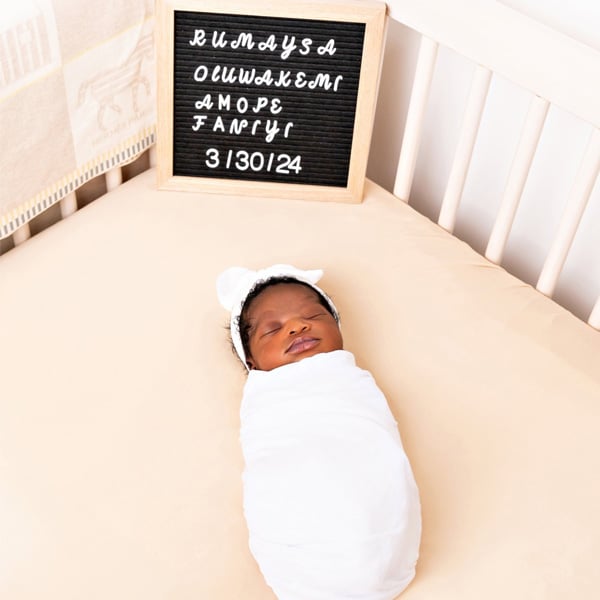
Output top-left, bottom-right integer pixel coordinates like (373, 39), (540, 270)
(241, 350), (421, 600)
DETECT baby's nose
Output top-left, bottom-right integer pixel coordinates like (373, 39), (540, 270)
(287, 317), (309, 335)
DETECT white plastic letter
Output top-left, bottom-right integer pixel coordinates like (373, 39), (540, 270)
(189, 29), (206, 47)
(194, 65), (208, 82)
(270, 98), (282, 114)
(300, 38), (312, 55)
(281, 35), (297, 60)
(230, 119), (249, 135)
(317, 39), (337, 56)
(265, 120), (280, 143)
(258, 34), (277, 52)
(195, 94), (214, 110)
(218, 94), (231, 111)
(213, 116), (225, 133)
(212, 31), (227, 48)
(192, 115), (208, 131)
(231, 33), (255, 50)
(253, 97), (268, 113)
(295, 72), (307, 88)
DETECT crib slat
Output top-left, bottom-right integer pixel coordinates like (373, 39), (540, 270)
(60, 192), (78, 219)
(13, 223), (31, 246)
(485, 95), (550, 264)
(438, 65), (492, 232)
(149, 145), (158, 168)
(393, 36), (439, 202)
(536, 127), (600, 297)
(588, 298), (600, 330)
(105, 167), (123, 192)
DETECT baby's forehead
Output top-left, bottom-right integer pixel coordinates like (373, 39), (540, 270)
(263, 281), (318, 297)
(248, 282), (321, 314)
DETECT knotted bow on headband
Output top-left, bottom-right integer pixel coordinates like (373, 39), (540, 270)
(216, 264), (339, 368)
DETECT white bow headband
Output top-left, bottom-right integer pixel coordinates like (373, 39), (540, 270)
(216, 264), (339, 369)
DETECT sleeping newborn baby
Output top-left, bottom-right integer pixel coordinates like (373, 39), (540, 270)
(217, 264), (421, 600)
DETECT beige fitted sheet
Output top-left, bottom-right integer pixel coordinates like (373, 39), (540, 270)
(1, 170), (599, 599)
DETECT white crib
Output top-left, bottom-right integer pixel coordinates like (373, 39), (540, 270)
(1, 1), (599, 599)
(371, 0), (600, 330)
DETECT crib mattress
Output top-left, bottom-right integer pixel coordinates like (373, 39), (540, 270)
(1, 170), (599, 599)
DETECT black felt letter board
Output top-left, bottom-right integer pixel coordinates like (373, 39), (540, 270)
(172, 11), (365, 187)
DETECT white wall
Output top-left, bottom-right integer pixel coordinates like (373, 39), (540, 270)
(367, 1), (600, 323)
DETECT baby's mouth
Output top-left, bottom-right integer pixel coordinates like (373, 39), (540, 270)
(286, 336), (319, 354)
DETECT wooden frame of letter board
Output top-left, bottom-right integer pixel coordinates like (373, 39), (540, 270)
(156, 0), (387, 203)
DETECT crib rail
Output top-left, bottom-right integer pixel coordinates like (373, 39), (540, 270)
(0, 148), (156, 257)
(389, 0), (600, 329)
(3, 1), (599, 331)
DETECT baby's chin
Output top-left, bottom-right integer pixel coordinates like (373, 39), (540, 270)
(267, 346), (343, 371)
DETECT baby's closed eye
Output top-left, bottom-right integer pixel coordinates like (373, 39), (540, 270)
(260, 324), (281, 337)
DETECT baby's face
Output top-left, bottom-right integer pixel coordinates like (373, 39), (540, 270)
(245, 283), (343, 371)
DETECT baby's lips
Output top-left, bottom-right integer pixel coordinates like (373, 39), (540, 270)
(286, 336), (319, 354)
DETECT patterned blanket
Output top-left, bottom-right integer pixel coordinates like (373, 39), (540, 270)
(0, 0), (156, 239)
